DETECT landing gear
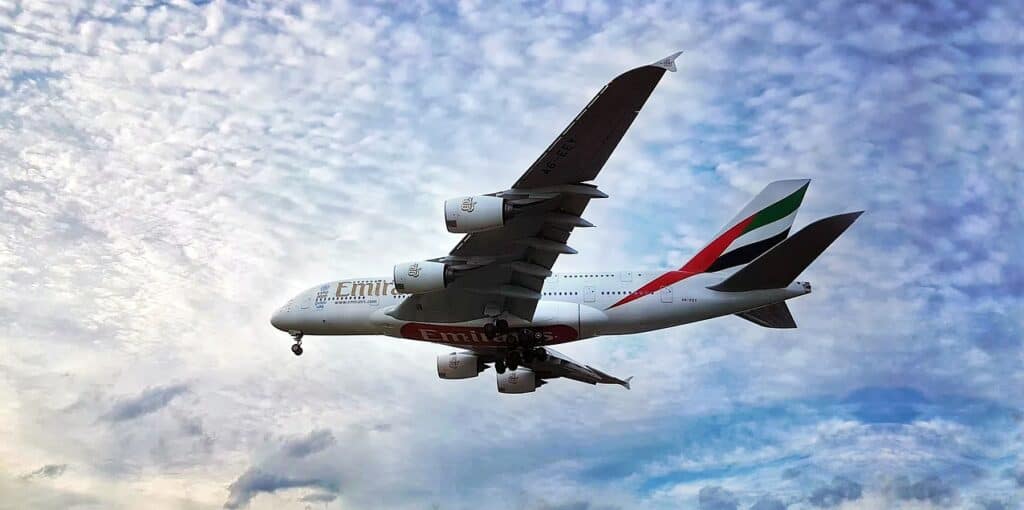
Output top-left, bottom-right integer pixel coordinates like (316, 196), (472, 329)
(506, 351), (520, 371)
(483, 319), (511, 340)
(289, 331), (303, 356)
(495, 360), (506, 374)
(291, 344), (304, 356)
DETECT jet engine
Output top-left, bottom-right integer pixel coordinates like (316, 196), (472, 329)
(437, 352), (485, 379)
(393, 261), (451, 294)
(496, 369), (539, 394)
(444, 195), (509, 233)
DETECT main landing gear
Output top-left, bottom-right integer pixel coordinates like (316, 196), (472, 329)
(483, 319), (509, 340)
(491, 327), (549, 374)
(289, 331), (303, 356)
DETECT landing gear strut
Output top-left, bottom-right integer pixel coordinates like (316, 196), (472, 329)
(289, 331), (303, 356)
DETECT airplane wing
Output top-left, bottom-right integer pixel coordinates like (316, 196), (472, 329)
(527, 347), (632, 389)
(467, 346), (632, 389)
(389, 52), (681, 323)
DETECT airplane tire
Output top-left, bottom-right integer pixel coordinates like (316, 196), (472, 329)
(531, 330), (544, 343)
(483, 323), (497, 339)
(495, 361), (506, 374)
(496, 319), (509, 335)
(291, 344), (303, 356)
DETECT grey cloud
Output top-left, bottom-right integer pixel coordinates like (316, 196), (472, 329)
(102, 384), (188, 422)
(749, 496), (786, 510)
(224, 469), (340, 509)
(977, 499), (1011, 510)
(535, 502), (619, 510)
(700, 486), (739, 510)
(282, 429), (335, 459)
(21, 464), (67, 480)
(299, 492), (337, 503)
(808, 477), (862, 507)
(224, 429), (344, 509)
(892, 476), (956, 505)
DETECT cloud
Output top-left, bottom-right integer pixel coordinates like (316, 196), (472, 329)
(699, 486), (739, 510)
(299, 491), (337, 503)
(20, 464), (67, 480)
(749, 496), (786, 510)
(0, 0), (1020, 509)
(224, 469), (340, 509)
(891, 476), (956, 506)
(281, 429), (335, 459)
(808, 477), (863, 508)
(102, 384), (189, 422)
(224, 429), (343, 508)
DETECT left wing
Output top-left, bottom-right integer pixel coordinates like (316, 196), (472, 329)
(389, 52), (681, 323)
(468, 346), (632, 389)
(530, 347), (632, 389)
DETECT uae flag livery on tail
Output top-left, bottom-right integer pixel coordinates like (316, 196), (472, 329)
(608, 179), (810, 309)
(699, 179), (810, 273)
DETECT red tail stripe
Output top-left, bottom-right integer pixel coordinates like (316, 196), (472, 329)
(607, 215), (755, 309)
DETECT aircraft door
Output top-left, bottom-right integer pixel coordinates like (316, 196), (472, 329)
(584, 286), (596, 303)
(660, 287), (673, 303)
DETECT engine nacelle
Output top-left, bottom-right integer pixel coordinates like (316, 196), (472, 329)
(437, 352), (484, 379)
(444, 195), (508, 233)
(496, 369), (538, 394)
(393, 261), (450, 294)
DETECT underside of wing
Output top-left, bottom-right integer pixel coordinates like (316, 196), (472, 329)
(388, 53), (681, 324)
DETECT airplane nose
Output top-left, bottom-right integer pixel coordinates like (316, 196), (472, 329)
(270, 308), (286, 331)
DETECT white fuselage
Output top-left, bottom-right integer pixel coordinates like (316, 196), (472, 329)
(270, 270), (811, 348)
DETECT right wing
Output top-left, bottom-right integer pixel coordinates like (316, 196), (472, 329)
(389, 52), (682, 324)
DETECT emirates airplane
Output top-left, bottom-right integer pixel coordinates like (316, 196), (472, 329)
(270, 52), (862, 393)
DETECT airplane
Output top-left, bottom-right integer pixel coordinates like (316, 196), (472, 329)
(270, 52), (862, 394)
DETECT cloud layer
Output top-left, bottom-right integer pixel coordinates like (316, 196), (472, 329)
(1, 0), (1021, 509)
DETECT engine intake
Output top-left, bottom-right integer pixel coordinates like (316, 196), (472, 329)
(444, 195), (509, 233)
(437, 352), (485, 379)
(496, 369), (538, 394)
(393, 261), (451, 294)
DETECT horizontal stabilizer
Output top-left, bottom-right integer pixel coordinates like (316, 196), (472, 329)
(710, 211), (863, 292)
(736, 302), (797, 328)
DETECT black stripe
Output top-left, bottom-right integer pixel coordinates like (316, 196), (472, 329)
(705, 229), (790, 273)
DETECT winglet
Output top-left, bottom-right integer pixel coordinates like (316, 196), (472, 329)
(621, 376), (633, 390)
(651, 51), (683, 72)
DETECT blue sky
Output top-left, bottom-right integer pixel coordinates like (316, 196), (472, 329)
(0, 1), (1021, 509)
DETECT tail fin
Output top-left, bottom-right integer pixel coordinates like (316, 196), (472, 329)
(710, 211), (863, 292)
(680, 179), (810, 275)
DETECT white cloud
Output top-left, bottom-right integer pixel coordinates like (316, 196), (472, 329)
(0, 0), (1021, 509)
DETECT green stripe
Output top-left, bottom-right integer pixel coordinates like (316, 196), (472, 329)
(743, 182), (808, 233)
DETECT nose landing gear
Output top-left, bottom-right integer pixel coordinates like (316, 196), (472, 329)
(289, 331), (303, 356)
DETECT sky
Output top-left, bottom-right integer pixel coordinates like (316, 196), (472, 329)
(0, 0), (1021, 509)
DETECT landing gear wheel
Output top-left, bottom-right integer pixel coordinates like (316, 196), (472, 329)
(483, 322), (497, 340)
(507, 351), (520, 371)
(531, 330), (544, 343)
(495, 360), (506, 374)
(495, 319), (509, 335)
(289, 331), (303, 357)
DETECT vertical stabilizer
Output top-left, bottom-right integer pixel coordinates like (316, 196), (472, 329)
(680, 179), (810, 274)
